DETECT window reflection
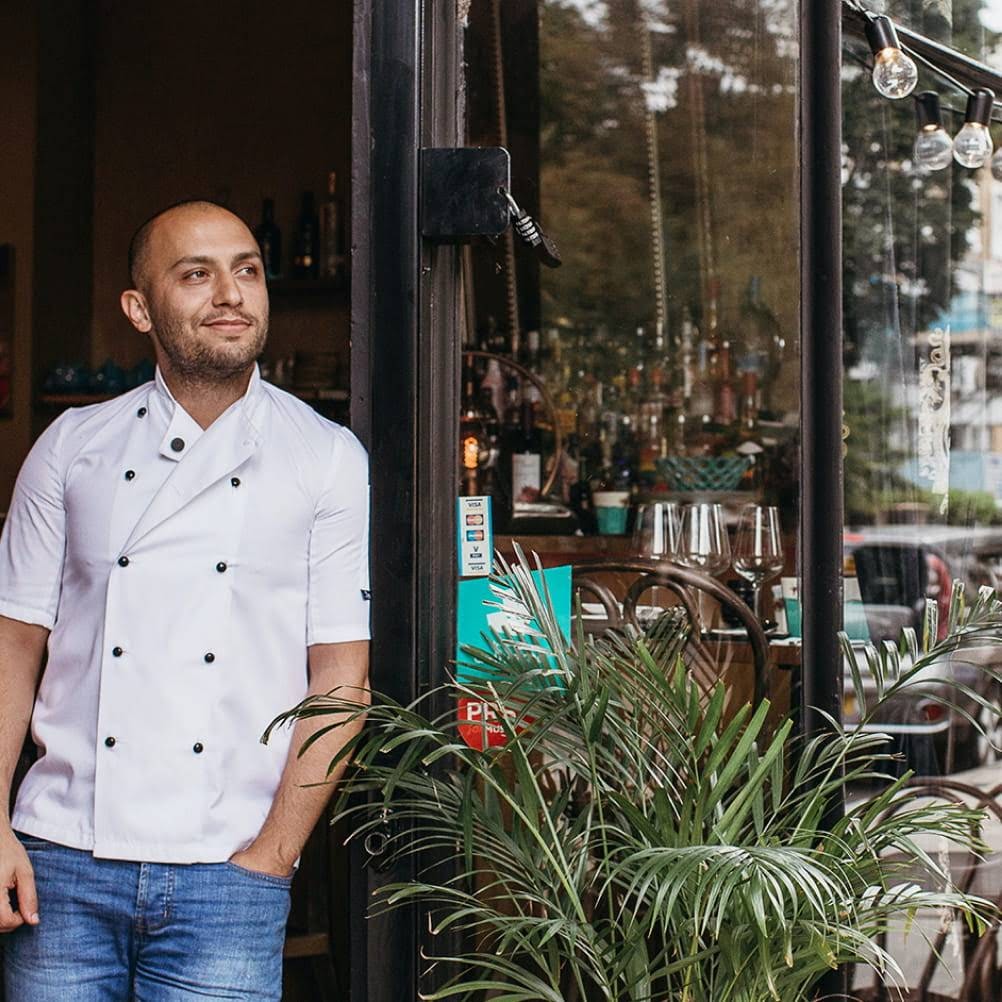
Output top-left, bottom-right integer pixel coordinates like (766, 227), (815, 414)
(460, 0), (801, 615)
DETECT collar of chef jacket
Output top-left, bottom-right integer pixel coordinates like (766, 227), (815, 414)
(121, 366), (267, 552)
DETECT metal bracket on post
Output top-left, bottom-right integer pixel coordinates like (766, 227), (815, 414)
(420, 147), (511, 241)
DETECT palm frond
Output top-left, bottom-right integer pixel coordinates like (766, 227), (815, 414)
(275, 551), (1001, 1002)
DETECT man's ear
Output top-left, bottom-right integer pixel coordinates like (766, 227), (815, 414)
(120, 289), (153, 333)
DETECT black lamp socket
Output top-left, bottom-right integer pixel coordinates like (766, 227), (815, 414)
(914, 91), (942, 130)
(965, 88), (996, 127)
(865, 15), (901, 56)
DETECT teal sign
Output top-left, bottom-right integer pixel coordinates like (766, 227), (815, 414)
(456, 565), (572, 684)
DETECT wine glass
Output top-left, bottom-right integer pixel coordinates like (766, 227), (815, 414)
(732, 504), (784, 623)
(675, 503), (731, 576)
(632, 501), (682, 560)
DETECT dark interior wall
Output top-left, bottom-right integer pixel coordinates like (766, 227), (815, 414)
(90, 0), (352, 369)
(0, 5), (37, 504)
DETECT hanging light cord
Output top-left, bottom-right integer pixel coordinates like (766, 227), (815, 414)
(844, 47), (1002, 124)
(844, 0), (1002, 108)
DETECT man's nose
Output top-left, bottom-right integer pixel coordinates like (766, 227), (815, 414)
(212, 272), (243, 306)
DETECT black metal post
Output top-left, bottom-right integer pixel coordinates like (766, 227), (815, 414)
(350, 0), (421, 1000)
(801, 2), (846, 998)
(800, 0), (844, 743)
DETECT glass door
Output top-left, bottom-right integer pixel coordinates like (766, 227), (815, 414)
(843, 4), (1002, 997)
(457, 0), (803, 709)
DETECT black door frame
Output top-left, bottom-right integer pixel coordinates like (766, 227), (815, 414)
(352, 1), (844, 1000)
(350, 0), (460, 999)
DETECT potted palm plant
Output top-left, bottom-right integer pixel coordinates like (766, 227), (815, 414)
(271, 549), (1002, 1002)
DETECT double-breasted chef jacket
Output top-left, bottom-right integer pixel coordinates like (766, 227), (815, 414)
(0, 365), (370, 863)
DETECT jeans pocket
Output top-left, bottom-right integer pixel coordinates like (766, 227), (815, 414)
(223, 860), (294, 888)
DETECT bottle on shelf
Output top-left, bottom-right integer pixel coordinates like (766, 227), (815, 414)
(687, 312), (715, 427)
(509, 398), (544, 504)
(292, 191), (319, 279)
(479, 357), (505, 420)
(522, 329), (541, 372)
(680, 308), (696, 408)
(739, 276), (785, 415)
(739, 368), (760, 436)
(636, 366), (669, 479)
(459, 365), (488, 498)
(568, 443), (598, 535)
(254, 199), (282, 280)
(320, 171), (342, 281)
(713, 340), (737, 427)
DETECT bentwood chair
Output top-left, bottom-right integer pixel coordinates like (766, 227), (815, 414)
(570, 559), (772, 707)
(850, 776), (1002, 1001)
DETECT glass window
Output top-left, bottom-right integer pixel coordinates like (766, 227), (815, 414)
(459, 0), (800, 659)
(844, 2), (1002, 993)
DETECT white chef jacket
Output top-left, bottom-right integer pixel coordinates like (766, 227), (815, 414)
(0, 365), (370, 863)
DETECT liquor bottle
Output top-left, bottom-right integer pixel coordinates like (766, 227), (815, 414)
(510, 399), (543, 503)
(254, 199), (282, 280)
(522, 329), (541, 372)
(636, 367), (668, 478)
(320, 171), (342, 281)
(687, 311), (715, 425)
(713, 340), (737, 426)
(568, 446), (598, 534)
(292, 191), (319, 279)
(739, 369), (760, 435)
(459, 365), (488, 497)
(740, 276), (785, 414)
(680, 308), (696, 407)
(480, 358), (505, 420)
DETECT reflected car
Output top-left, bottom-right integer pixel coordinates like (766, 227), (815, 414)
(842, 525), (1002, 775)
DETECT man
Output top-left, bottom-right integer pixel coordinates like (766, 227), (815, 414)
(0, 201), (371, 1000)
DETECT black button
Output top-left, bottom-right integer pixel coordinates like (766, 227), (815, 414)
(112, 646), (123, 657)
(231, 477), (241, 487)
(137, 407), (147, 418)
(216, 561), (227, 573)
(105, 736), (116, 748)
(118, 556), (130, 567)
(193, 742), (204, 754)
(124, 470), (136, 481)
(203, 652), (215, 663)
(171, 437), (185, 452)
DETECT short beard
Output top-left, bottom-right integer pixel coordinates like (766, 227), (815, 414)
(150, 313), (268, 386)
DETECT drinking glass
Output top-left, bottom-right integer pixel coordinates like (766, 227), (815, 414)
(632, 501), (682, 560)
(675, 503), (730, 576)
(732, 504), (784, 622)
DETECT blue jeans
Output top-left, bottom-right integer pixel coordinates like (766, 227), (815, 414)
(3, 835), (292, 1001)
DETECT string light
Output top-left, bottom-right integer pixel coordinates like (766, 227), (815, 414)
(865, 14), (919, 99)
(912, 92), (953, 171)
(953, 88), (995, 168)
(848, 3), (1002, 173)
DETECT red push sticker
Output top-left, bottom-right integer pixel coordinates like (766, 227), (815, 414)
(457, 697), (531, 750)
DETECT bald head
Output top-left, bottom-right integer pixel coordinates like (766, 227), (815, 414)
(128, 200), (252, 292)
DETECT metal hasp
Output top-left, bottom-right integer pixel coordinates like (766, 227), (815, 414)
(420, 147), (511, 241)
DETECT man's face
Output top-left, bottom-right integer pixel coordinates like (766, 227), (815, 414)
(129, 206), (269, 381)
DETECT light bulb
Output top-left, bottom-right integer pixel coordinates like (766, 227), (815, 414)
(953, 89), (996, 169)
(914, 127), (953, 171)
(954, 124), (993, 168)
(912, 94), (952, 171)
(872, 49), (919, 100)
(865, 16), (918, 100)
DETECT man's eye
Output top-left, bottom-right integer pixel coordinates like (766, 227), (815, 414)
(238, 265), (259, 276)
(184, 270), (208, 280)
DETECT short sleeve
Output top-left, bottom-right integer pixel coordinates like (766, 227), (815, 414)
(0, 415), (69, 629)
(307, 428), (370, 645)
